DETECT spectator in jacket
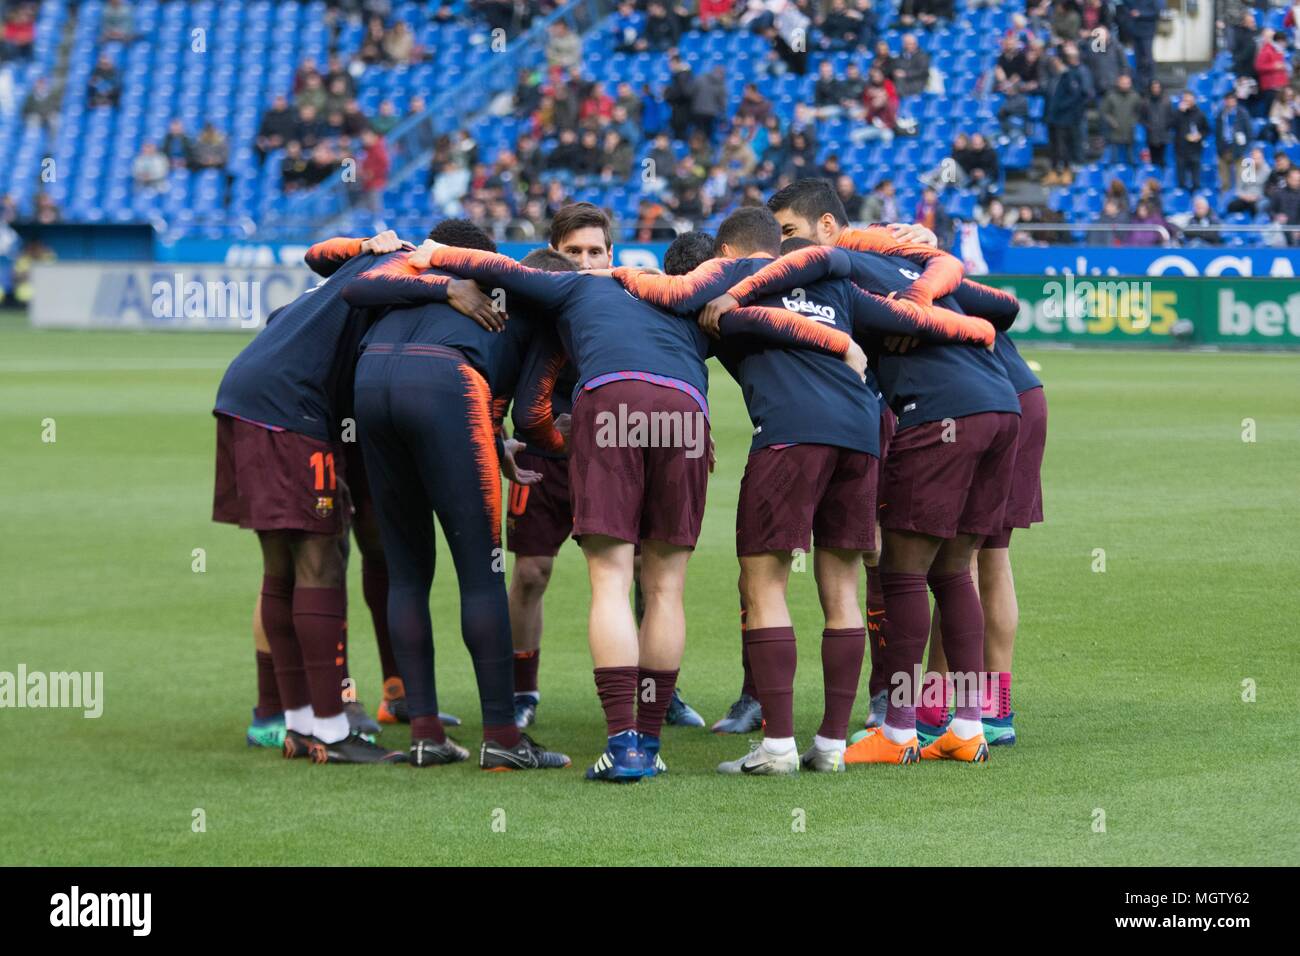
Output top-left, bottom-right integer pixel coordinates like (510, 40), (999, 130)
(893, 33), (930, 97)
(1254, 30), (1289, 119)
(1270, 85), (1298, 146)
(255, 94), (296, 160)
(132, 142), (169, 193)
(1140, 79), (1174, 168)
(1044, 53), (1088, 184)
(546, 21), (582, 70)
(1172, 91), (1210, 192)
(189, 124), (229, 172)
(1101, 73), (1142, 166)
(1180, 195), (1223, 245)
(862, 177), (900, 222)
(1226, 146), (1270, 214)
(1126, 198), (1170, 245)
(160, 119), (193, 168)
(1272, 167), (1300, 245)
(1215, 91), (1253, 192)
(690, 65), (729, 141)
(87, 55), (121, 108)
(1094, 196), (1129, 245)
(1127, 0), (1161, 89)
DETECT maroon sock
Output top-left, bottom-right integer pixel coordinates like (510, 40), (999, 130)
(260, 576), (309, 711)
(293, 585), (347, 719)
(743, 626), (797, 738)
(928, 570), (986, 722)
(362, 559), (401, 682)
(254, 650), (281, 719)
(865, 565), (888, 696)
(593, 666), (638, 736)
(879, 571), (932, 730)
(485, 723), (521, 748)
(410, 714), (446, 743)
(513, 650), (540, 695)
(739, 603), (758, 699)
(636, 667), (678, 737)
(817, 627), (866, 741)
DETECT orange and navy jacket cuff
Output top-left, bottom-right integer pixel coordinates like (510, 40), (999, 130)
(304, 237), (367, 277)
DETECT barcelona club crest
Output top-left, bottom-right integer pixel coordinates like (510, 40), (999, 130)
(315, 496), (334, 518)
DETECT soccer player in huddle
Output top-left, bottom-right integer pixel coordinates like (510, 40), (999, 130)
(609, 208), (995, 773)
(336, 220), (572, 771)
(213, 230), (412, 764)
(750, 177), (1023, 763)
(408, 234), (867, 781)
(917, 321), (1046, 747)
(505, 203), (703, 731)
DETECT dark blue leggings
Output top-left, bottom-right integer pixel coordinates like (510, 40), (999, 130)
(353, 348), (514, 729)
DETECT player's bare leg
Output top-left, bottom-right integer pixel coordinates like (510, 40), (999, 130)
(719, 552), (800, 775)
(508, 554), (551, 727)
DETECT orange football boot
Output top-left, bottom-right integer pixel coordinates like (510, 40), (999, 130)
(843, 726), (920, 765)
(376, 676), (406, 724)
(920, 727), (989, 762)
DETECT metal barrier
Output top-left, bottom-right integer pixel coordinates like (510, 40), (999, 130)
(1005, 221), (1300, 246)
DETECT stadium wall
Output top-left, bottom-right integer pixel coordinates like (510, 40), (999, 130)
(30, 259), (1300, 348)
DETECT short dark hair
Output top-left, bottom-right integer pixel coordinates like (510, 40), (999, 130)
(766, 178), (849, 228)
(428, 218), (497, 252)
(520, 247), (578, 272)
(549, 202), (612, 250)
(715, 207), (782, 257)
(779, 236), (816, 255)
(663, 231), (716, 276)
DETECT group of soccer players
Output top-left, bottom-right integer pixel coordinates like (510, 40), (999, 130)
(211, 176), (1046, 780)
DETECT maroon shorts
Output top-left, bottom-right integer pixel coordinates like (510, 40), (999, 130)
(878, 405), (898, 461)
(212, 414), (347, 535)
(736, 444), (877, 556)
(879, 411), (1020, 539)
(568, 379), (710, 548)
(506, 451), (573, 556)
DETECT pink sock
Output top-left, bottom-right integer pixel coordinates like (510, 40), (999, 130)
(982, 671), (1012, 719)
(916, 671), (950, 726)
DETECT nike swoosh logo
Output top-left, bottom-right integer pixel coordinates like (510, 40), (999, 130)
(867, 609), (886, 617)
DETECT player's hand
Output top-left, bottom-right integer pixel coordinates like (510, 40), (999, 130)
(554, 413), (572, 444)
(887, 222), (938, 247)
(361, 230), (405, 255)
(448, 279), (506, 331)
(407, 239), (443, 270)
(699, 293), (738, 338)
(502, 438), (542, 485)
(843, 338), (869, 382)
(707, 436), (716, 474)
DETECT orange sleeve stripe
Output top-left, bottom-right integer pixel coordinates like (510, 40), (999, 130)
(836, 226), (964, 305)
(611, 259), (732, 311)
(367, 252), (451, 287)
(304, 237), (366, 273)
(726, 246), (836, 304)
(879, 294), (994, 346)
(960, 278), (1020, 311)
(730, 305), (851, 355)
(522, 352), (567, 454)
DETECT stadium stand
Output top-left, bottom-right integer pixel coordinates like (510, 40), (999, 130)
(0, 0), (1296, 249)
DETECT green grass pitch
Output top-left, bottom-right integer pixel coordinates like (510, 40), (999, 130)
(2, 314), (1298, 866)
